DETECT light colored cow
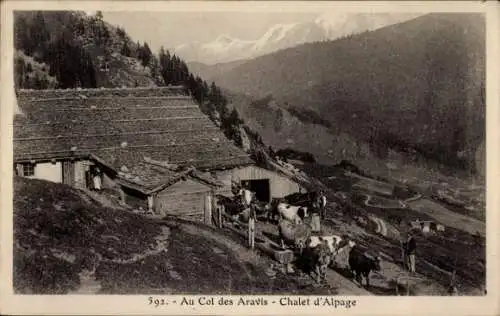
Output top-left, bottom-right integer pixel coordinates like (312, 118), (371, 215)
(307, 235), (356, 266)
(277, 202), (308, 224)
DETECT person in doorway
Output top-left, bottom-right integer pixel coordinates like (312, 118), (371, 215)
(319, 191), (327, 219)
(406, 231), (417, 274)
(92, 167), (102, 191)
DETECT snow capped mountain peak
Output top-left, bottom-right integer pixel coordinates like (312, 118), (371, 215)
(262, 23), (298, 42)
(171, 13), (423, 64)
(214, 34), (236, 44)
(254, 23), (299, 50)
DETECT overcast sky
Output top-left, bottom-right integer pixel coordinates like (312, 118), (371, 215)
(103, 11), (318, 51)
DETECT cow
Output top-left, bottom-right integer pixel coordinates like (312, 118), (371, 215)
(263, 197), (285, 223)
(278, 218), (312, 255)
(348, 246), (382, 288)
(301, 239), (332, 284)
(215, 194), (243, 216)
(238, 188), (255, 207)
(253, 200), (272, 218)
(277, 202), (308, 224)
(284, 191), (319, 208)
(308, 235), (356, 267)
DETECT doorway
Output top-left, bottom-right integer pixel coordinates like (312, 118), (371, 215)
(244, 179), (271, 202)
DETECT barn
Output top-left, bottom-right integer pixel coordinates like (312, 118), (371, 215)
(13, 86), (305, 221)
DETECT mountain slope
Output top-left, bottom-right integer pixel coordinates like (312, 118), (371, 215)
(215, 13), (485, 175)
(14, 11), (159, 89)
(187, 59), (248, 82)
(172, 13), (421, 65)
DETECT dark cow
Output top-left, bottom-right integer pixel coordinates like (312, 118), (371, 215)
(284, 191), (319, 208)
(348, 246), (382, 288)
(300, 240), (332, 284)
(265, 197), (285, 223)
(215, 194), (243, 216)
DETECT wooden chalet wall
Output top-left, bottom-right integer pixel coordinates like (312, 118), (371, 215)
(215, 165), (303, 200)
(154, 178), (213, 222)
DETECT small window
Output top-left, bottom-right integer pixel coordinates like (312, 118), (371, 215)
(23, 163), (35, 177)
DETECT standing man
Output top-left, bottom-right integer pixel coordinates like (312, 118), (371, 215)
(248, 193), (256, 249)
(310, 197), (321, 233)
(406, 230), (417, 274)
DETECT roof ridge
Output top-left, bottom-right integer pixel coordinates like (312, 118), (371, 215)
(15, 143), (242, 157)
(17, 86), (186, 93)
(35, 106), (200, 111)
(14, 128), (221, 139)
(20, 96), (194, 102)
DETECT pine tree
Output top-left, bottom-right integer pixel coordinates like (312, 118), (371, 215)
(14, 15), (30, 53)
(116, 27), (126, 38)
(31, 12), (50, 60)
(149, 55), (162, 85)
(228, 108), (243, 125)
(170, 55), (179, 84)
(33, 73), (43, 89)
(140, 42), (152, 68)
(179, 60), (189, 84)
(14, 56), (26, 88)
(159, 46), (171, 85)
(121, 42), (131, 57)
(40, 74), (50, 89)
(75, 18), (86, 36)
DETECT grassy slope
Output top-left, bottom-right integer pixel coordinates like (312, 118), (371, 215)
(14, 176), (162, 294)
(214, 13), (485, 175)
(13, 176), (333, 294)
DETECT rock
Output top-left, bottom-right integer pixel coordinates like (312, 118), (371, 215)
(274, 250), (294, 264)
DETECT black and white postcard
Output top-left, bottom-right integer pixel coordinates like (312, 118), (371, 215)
(1, 1), (498, 315)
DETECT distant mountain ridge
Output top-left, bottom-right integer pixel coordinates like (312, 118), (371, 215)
(218, 13), (485, 177)
(172, 13), (422, 65)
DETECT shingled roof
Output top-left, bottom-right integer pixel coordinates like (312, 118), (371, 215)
(14, 87), (253, 174)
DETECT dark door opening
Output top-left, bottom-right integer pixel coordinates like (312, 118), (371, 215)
(244, 179), (270, 203)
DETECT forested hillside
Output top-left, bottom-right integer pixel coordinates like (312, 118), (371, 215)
(13, 11), (262, 152)
(213, 13), (486, 176)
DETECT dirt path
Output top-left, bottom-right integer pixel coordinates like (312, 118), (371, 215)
(407, 199), (485, 235)
(179, 217), (376, 295)
(325, 269), (372, 295)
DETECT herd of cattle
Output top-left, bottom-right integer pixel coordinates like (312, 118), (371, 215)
(217, 190), (384, 287)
